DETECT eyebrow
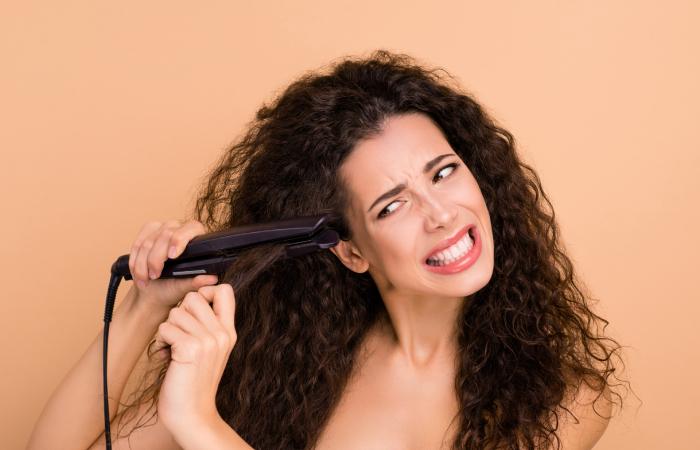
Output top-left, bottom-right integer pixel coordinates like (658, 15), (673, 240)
(366, 153), (456, 213)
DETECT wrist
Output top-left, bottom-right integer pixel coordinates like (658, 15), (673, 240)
(118, 286), (170, 326)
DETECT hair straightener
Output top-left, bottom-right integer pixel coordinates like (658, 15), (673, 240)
(101, 213), (341, 449)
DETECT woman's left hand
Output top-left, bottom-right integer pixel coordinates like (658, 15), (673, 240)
(153, 283), (237, 432)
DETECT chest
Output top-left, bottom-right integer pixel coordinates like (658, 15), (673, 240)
(313, 332), (460, 450)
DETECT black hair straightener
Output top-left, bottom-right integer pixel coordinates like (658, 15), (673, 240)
(101, 213), (341, 449)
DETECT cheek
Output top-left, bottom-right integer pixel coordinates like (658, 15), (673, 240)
(456, 177), (490, 218)
(459, 177), (483, 202)
(373, 229), (420, 268)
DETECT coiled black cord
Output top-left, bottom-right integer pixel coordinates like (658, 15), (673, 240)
(102, 272), (122, 450)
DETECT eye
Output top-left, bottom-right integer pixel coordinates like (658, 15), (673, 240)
(376, 162), (460, 219)
(377, 200), (401, 219)
(433, 162), (458, 182)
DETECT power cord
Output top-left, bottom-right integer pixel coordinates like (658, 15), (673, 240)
(102, 272), (122, 450)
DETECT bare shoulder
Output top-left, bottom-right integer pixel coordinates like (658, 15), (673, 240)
(554, 381), (614, 450)
(88, 401), (183, 450)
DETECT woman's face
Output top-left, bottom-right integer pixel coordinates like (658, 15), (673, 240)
(332, 112), (494, 300)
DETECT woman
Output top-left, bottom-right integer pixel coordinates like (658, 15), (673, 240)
(29, 49), (628, 449)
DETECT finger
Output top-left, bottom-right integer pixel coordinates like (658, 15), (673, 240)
(129, 221), (162, 282)
(197, 284), (236, 331)
(164, 274), (221, 305)
(156, 322), (196, 363)
(134, 220), (178, 286)
(146, 220), (181, 279)
(167, 219), (207, 259)
(190, 273), (221, 291)
(180, 291), (225, 336)
(167, 300), (210, 339)
(133, 222), (171, 285)
(152, 334), (171, 359)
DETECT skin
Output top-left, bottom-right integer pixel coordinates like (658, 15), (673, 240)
(29, 111), (609, 450)
(325, 112), (613, 449)
(330, 111), (495, 372)
(317, 112), (496, 448)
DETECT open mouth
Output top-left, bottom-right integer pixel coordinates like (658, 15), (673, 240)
(425, 225), (477, 266)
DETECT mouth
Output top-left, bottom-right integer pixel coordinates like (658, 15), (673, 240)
(424, 224), (474, 261)
(423, 224), (481, 272)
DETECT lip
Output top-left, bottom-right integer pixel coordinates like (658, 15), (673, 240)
(423, 225), (481, 274)
(424, 224), (473, 261)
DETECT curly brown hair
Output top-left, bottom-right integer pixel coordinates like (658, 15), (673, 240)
(115, 49), (631, 449)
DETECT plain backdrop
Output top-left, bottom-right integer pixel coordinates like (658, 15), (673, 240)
(2, 1), (698, 449)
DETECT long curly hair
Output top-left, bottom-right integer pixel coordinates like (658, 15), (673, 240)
(115, 49), (631, 449)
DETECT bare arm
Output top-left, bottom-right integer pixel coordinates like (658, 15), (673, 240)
(28, 219), (251, 450)
(86, 408), (255, 450)
(169, 413), (256, 450)
(27, 285), (170, 450)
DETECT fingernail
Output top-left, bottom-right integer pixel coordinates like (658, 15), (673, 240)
(149, 270), (157, 280)
(168, 246), (176, 258)
(136, 280), (146, 290)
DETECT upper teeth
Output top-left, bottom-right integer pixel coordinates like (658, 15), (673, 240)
(428, 231), (474, 262)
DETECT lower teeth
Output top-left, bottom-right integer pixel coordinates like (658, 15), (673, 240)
(428, 252), (465, 266)
(429, 258), (456, 266)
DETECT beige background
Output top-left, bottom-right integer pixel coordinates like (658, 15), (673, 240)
(2, 1), (698, 449)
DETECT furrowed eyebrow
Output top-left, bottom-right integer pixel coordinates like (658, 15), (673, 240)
(367, 153), (455, 213)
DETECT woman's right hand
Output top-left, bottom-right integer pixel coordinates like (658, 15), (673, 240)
(128, 219), (220, 311)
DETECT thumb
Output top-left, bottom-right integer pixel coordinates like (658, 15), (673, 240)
(152, 274), (219, 307)
(190, 274), (220, 289)
(168, 274), (219, 298)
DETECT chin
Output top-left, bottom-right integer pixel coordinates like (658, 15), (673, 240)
(453, 264), (494, 298)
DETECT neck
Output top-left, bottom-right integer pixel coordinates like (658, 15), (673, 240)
(374, 291), (464, 372)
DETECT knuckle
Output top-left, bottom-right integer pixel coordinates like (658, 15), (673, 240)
(141, 221), (161, 234)
(214, 330), (230, 347)
(219, 283), (235, 298)
(202, 336), (217, 350)
(168, 234), (183, 249)
(187, 219), (205, 230)
(182, 292), (201, 308)
(168, 307), (181, 321)
(185, 342), (200, 359)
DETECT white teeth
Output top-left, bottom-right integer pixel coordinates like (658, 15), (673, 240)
(427, 231), (474, 264)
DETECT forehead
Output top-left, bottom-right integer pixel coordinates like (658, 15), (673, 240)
(340, 113), (455, 201)
(349, 113), (449, 165)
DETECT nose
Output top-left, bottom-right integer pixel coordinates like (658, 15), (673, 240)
(419, 192), (458, 231)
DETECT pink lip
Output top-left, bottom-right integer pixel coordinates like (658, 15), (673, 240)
(424, 225), (472, 261)
(423, 225), (481, 274)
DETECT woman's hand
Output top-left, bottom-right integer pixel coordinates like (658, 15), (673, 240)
(128, 219), (220, 311)
(153, 283), (238, 434)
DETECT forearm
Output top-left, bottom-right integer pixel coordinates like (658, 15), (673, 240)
(27, 286), (170, 450)
(171, 413), (255, 450)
